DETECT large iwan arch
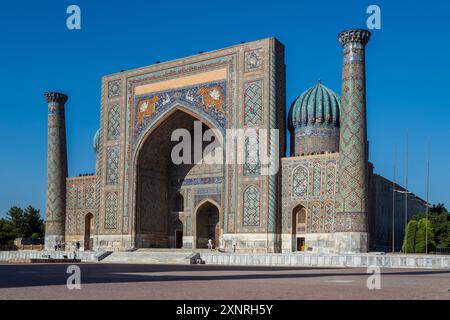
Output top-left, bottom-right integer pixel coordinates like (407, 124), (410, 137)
(132, 107), (225, 248)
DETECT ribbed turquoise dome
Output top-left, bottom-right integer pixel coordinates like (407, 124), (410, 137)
(93, 129), (100, 154)
(288, 82), (340, 131)
(288, 82), (341, 156)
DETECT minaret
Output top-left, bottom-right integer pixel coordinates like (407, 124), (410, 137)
(336, 29), (371, 252)
(44, 92), (69, 250)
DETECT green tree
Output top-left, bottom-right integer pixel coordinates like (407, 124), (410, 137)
(402, 220), (418, 253)
(411, 204), (450, 248)
(0, 206), (45, 245)
(0, 219), (14, 244)
(5, 206), (26, 238)
(414, 218), (435, 253)
(23, 206), (44, 238)
(444, 233), (450, 247)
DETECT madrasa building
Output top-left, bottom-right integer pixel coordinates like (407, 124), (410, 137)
(43, 29), (427, 254)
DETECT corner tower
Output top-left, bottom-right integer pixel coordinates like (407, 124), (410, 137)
(44, 92), (69, 249)
(335, 29), (371, 252)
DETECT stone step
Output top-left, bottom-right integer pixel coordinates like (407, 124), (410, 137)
(101, 251), (200, 264)
(136, 248), (213, 253)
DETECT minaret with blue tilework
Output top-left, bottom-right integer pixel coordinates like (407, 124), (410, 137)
(44, 92), (69, 250)
(335, 29), (371, 252)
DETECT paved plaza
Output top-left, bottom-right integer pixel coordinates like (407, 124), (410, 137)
(0, 263), (449, 300)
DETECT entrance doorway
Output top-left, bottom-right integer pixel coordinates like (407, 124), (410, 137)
(297, 237), (305, 252)
(84, 213), (94, 251)
(175, 230), (183, 248)
(196, 201), (220, 249)
(292, 204), (306, 252)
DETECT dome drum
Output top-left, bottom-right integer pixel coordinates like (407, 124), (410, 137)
(294, 125), (339, 156)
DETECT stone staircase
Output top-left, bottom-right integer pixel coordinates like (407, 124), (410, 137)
(100, 250), (200, 265)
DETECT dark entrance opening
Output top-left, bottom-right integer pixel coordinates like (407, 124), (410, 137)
(196, 201), (220, 249)
(175, 230), (183, 248)
(297, 237), (305, 252)
(292, 205), (306, 252)
(84, 213), (94, 251)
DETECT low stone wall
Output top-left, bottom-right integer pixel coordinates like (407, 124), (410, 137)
(0, 250), (99, 262)
(281, 232), (368, 254)
(2, 251), (449, 269)
(200, 253), (450, 269)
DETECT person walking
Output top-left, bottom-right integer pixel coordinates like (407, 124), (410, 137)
(232, 239), (237, 253)
(72, 250), (78, 263)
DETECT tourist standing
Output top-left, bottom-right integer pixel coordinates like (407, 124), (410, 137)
(207, 239), (213, 250)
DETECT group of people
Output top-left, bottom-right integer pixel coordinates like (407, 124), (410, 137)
(53, 241), (65, 251)
(207, 239), (237, 253)
(53, 241), (81, 263)
(54, 241), (81, 251)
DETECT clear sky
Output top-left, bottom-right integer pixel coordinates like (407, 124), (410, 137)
(0, 0), (449, 217)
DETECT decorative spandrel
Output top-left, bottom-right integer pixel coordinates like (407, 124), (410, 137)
(133, 81), (228, 149)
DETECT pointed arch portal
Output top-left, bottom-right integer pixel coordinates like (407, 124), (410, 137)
(134, 108), (223, 248)
(292, 204), (306, 252)
(195, 200), (220, 249)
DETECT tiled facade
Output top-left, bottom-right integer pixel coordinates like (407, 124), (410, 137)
(44, 30), (426, 254)
(65, 176), (96, 249)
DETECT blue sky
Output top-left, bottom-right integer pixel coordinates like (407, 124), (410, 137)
(0, 0), (449, 217)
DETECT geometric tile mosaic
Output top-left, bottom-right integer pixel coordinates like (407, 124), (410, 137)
(244, 134), (260, 176)
(104, 192), (118, 229)
(244, 82), (262, 126)
(107, 105), (120, 140)
(106, 146), (119, 185)
(292, 166), (308, 197)
(243, 185), (260, 226)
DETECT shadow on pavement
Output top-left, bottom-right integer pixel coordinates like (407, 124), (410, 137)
(1, 263), (449, 289)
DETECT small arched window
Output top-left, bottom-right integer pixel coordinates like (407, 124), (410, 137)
(174, 192), (184, 211)
(298, 208), (306, 224)
(293, 205), (306, 226)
